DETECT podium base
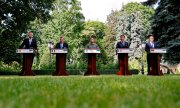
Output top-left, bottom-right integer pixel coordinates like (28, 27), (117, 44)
(147, 70), (163, 76)
(84, 71), (100, 76)
(52, 71), (68, 76)
(116, 71), (131, 76)
(19, 72), (35, 76)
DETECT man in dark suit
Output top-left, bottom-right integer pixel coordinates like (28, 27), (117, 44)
(145, 35), (159, 74)
(19, 31), (37, 75)
(20, 32), (37, 49)
(55, 36), (68, 49)
(53, 36), (69, 75)
(116, 34), (129, 58)
(116, 34), (131, 75)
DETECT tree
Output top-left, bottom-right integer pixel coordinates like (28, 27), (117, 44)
(103, 10), (119, 63)
(142, 0), (159, 6)
(151, 0), (180, 64)
(103, 3), (154, 63)
(0, 0), (55, 63)
(81, 21), (108, 66)
(82, 20), (106, 39)
(29, 0), (85, 69)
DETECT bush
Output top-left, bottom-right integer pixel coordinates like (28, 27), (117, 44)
(0, 61), (20, 72)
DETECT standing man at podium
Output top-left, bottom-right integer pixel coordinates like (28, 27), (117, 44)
(116, 34), (129, 53)
(85, 36), (100, 75)
(85, 36), (99, 49)
(19, 31), (37, 75)
(53, 36), (69, 76)
(145, 35), (159, 74)
(116, 34), (131, 75)
(55, 36), (69, 49)
(20, 31), (37, 49)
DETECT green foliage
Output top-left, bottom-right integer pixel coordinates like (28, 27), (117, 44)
(2, 0), (179, 71)
(82, 20), (106, 39)
(0, 0), (55, 63)
(0, 61), (20, 72)
(81, 21), (108, 67)
(129, 52), (147, 73)
(152, 0), (180, 64)
(103, 3), (154, 64)
(38, 48), (56, 69)
(103, 10), (119, 63)
(28, 0), (85, 69)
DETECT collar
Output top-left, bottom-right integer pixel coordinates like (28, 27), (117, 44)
(150, 42), (154, 44)
(90, 42), (95, 45)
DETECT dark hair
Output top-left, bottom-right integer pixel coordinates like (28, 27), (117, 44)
(148, 34), (154, 38)
(60, 36), (64, 38)
(90, 35), (94, 39)
(120, 34), (125, 38)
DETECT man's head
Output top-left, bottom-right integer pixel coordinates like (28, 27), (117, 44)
(149, 35), (154, 43)
(90, 36), (95, 44)
(120, 34), (125, 41)
(60, 36), (64, 43)
(28, 32), (33, 38)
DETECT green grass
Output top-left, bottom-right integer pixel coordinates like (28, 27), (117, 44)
(0, 75), (180, 108)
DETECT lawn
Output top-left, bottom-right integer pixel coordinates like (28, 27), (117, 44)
(0, 75), (180, 108)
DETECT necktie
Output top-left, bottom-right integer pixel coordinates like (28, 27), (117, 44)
(60, 44), (63, 49)
(122, 41), (124, 46)
(29, 39), (32, 45)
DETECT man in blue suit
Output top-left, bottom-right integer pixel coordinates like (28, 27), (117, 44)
(116, 35), (129, 48)
(53, 36), (69, 75)
(55, 36), (68, 49)
(145, 35), (159, 74)
(116, 34), (131, 75)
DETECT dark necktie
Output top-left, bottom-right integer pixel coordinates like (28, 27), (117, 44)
(29, 39), (32, 45)
(121, 42), (125, 46)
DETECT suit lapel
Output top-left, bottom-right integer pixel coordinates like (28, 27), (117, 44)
(154, 42), (157, 48)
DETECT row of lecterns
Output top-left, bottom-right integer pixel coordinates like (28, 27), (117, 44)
(16, 48), (167, 76)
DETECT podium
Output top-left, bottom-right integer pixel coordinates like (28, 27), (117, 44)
(148, 49), (167, 75)
(116, 48), (134, 75)
(16, 49), (35, 76)
(84, 49), (100, 75)
(51, 49), (68, 76)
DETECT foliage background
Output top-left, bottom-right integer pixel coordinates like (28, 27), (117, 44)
(0, 0), (179, 73)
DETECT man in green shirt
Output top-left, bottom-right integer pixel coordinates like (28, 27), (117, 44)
(85, 36), (99, 49)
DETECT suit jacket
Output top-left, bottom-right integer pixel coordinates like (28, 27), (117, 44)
(55, 42), (68, 49)
(116, 41), (129, 59)
(19, 38), (37, 49)
(145, 42), (159, 60)
(116, 41), (129, 49)
(145, 42), (159, 53)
